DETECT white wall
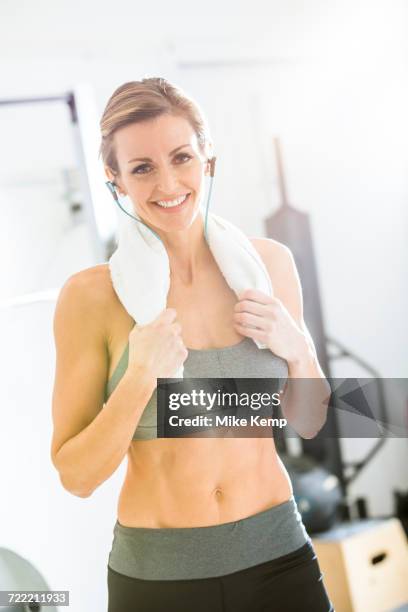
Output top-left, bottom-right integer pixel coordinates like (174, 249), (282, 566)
(176, 30), (408, 378)
(0, 301), (127, 612)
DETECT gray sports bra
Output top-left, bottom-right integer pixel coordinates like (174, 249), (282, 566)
(104, 337), (288, 441)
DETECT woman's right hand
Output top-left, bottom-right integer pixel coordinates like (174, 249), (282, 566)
(127, 308), (188, 382)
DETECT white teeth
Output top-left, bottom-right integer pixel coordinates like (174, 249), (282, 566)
(156, 194), (188, 208)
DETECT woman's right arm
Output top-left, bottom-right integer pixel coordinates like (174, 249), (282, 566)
(50, 270), (156, 498)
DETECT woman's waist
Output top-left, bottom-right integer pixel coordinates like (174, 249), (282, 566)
(118, 457), (292, 528)
(109, 495), (310, 580)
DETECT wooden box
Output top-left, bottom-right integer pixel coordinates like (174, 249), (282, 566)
(312, 518), (408, 612)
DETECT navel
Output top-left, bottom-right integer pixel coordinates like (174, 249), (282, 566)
(213, 486), (224, 500)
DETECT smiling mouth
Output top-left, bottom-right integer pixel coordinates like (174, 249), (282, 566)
(152, 193), (191, 209)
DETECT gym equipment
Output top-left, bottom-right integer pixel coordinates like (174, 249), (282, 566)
(281, 454), (343, 534)
(312, 518), (408, 612)
(0, 547), (58, 611)
(265, 138), (388, 507)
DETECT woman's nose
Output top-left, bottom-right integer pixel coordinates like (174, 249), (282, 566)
(156, 165), (179, 193)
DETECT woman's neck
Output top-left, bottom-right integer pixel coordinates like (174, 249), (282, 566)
(160, 215), (211, 286)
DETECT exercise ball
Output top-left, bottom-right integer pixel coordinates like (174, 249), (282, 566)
(0, 548), (57, 612)
(281, 454), (343, 533)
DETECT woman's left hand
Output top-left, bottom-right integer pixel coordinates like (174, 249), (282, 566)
(232, 289), (308, 364)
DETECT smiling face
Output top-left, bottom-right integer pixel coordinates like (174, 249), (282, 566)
(107, 113), (210, 235)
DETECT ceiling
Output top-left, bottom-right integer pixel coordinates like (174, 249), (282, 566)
(2, 0), (403, 63)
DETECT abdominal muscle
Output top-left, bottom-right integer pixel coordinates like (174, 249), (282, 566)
(117, 437), (293, 528)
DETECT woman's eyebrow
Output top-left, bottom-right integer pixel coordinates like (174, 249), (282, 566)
(127, 144), (191, 164)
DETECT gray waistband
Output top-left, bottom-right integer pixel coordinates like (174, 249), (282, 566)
(108, 496), (310, 581)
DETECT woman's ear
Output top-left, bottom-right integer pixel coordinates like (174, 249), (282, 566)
(105, 166), (126, 195)
(105, 166), (115, 182)
(206, 156), (216, 177)
(202, 141), (214, 176)
(204, 156), (216, 177)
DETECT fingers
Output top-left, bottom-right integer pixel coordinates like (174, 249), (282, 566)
(156, 309), (185, 344)
(237, 289), (274, 305)
(234, 299), (276, 318)
(234, 311), (267, 330)
(153, 308), (179, 327)
(157, 308), (178, 323)
(170, 322), (182, 336)
(234, 323), (268, 344)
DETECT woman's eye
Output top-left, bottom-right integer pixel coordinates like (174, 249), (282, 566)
(131, 154), (192, 175)
(132, 164), (151, 175)
(175, 153), (192, 163)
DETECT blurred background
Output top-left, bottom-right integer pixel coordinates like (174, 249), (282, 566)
(0, 1), (407, 610)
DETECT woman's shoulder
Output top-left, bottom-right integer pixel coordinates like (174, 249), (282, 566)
(62, 264), (115, 306)
(249, 237), (300, 308)
(56, 264), (121, 339)
(249, 237), (294, 272)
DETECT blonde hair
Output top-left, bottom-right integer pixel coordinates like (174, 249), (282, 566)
(99, 77), (212, 175)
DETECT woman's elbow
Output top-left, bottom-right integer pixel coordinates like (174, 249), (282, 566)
(51, 446), (95, 498)
(58, 470), (95, 498)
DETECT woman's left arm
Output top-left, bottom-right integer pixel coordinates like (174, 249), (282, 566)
(232, 238), (330, 438)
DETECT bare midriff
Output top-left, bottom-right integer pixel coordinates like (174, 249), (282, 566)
(117, 437), (293, 528)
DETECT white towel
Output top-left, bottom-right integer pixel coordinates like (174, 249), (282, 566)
(109, 209), (273, 377)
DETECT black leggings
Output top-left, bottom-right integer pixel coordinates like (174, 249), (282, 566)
(107, 541), (334, 612)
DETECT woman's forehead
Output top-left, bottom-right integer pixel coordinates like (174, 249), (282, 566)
(114, 114), (198, 163)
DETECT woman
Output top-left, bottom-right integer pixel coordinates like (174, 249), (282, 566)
(51, 77), (333, 611)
